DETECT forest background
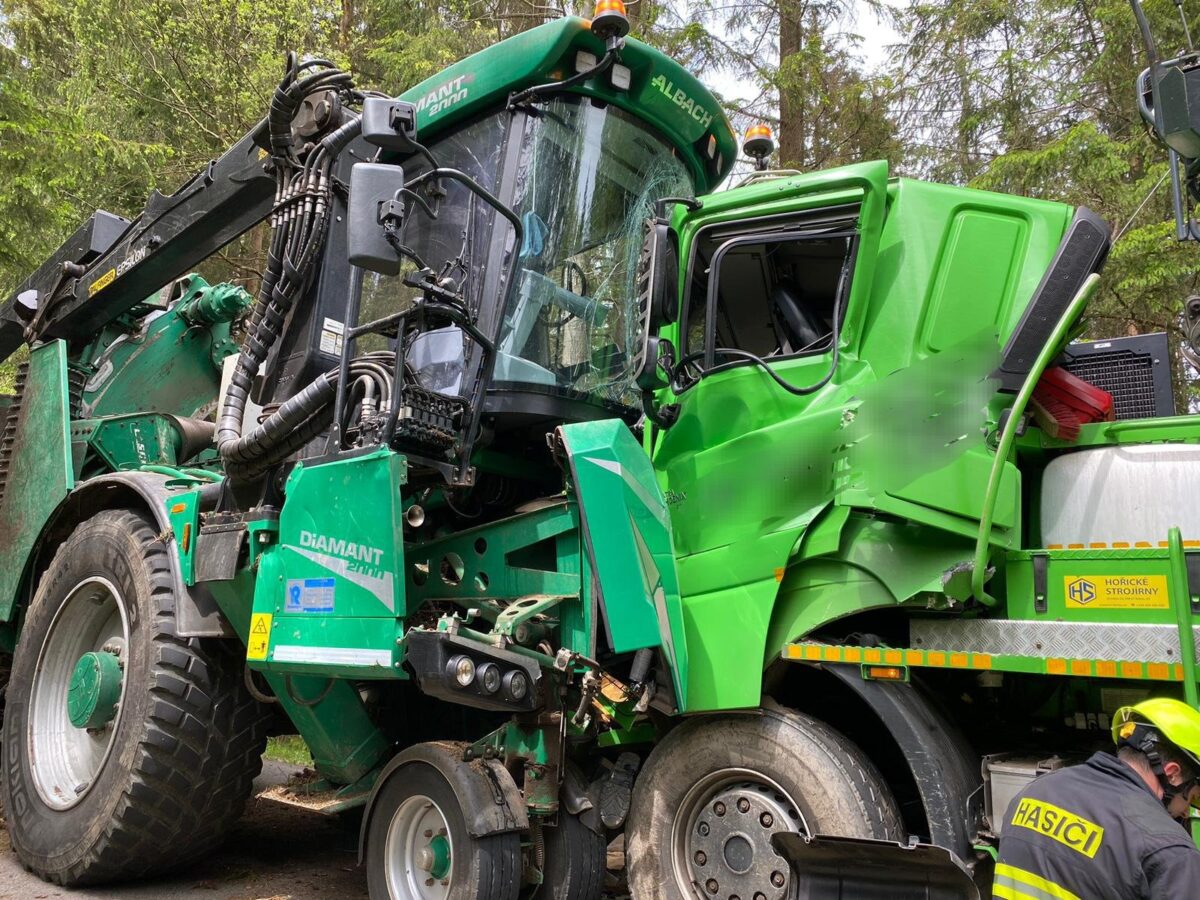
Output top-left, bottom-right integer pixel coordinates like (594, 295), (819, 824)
(2, 0), (1198, 402)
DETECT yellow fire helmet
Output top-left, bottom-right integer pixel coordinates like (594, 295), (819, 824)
(1112, 697), (1200, 770)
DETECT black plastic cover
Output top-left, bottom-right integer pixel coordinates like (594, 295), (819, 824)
(993, 206), (1111, 392)
(772, 833), (980, 900)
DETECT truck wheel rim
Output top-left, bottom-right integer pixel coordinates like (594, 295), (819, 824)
(671, 767), (806, 900)
(28, 576), (130, 811)
(384, 793), (454, 900)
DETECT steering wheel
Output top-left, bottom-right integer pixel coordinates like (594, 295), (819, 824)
(562, 259), (589, 298)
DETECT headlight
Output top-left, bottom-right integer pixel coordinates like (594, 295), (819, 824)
(447, 655), (475, 687)
(478, 663), (501, 694)
(504, 669), (529, 701)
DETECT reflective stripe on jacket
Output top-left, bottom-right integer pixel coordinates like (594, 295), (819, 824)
(994, 751), (1200, 899)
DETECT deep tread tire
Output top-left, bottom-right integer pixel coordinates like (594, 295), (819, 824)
(625, 705), (902, 900)
(0, 508), (270, 885)
(366, 760), (521, 900)
(536, 808), (605, 900)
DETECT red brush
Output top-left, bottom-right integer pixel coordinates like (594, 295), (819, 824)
(1030, 366), (1114, 441)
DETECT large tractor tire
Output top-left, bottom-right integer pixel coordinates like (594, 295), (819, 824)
(626, 705), (902, 900)
(1, 508), (270, 885)
(365, 757), (522, 900)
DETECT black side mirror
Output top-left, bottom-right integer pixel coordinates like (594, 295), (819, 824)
(1148, 65), (1200, 159)
(644, 220), (680, 328)
(347, 162), (406, 275)
(361, 98), (418, 153)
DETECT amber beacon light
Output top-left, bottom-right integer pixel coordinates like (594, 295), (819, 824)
(743, 123), (775, 171)
(592, 0), (631, 44)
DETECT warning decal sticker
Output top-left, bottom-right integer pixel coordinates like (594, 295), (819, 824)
(246, 612), (272, 660)
(1063, 575), (1169, 610)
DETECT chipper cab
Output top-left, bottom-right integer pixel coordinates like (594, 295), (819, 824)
(0, 7), (734, 897)
(1, 2), (1199, 899)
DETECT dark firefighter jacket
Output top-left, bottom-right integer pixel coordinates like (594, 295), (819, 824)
(994, 751), (1200, 899)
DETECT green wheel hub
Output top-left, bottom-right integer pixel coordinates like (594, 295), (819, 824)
(67, 651), (123, 730)
(421, 834), (451, 881)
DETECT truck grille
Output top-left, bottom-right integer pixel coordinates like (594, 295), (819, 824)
(1059, 332), (1174, 420)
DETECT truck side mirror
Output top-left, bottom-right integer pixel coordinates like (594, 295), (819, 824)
(361, 98), (419, 153)
(347, 162), (406, 276)
(642, 219), (680, 328)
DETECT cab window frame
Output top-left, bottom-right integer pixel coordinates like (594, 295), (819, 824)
(679, 206), (861, 385)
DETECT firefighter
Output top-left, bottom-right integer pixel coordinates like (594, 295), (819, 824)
(994, 697), (1200, 899)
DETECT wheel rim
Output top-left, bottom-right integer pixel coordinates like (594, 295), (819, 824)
(27, 576), (129, 811)
(671, 767), (807, 900)
(384, 792), (454, 900)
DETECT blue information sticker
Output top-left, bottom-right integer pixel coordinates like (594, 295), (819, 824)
(285, 577), (336, 613)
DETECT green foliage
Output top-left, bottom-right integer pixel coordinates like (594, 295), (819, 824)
(3, 0), (1200, 408)
(265, 734), (314, 766)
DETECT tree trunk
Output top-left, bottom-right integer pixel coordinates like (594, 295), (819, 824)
(778, 0), (805, 169)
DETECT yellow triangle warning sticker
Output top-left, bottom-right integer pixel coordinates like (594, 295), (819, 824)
(247, 613), (272, 661)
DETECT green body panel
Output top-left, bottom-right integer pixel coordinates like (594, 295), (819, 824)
(405, 503), (581, 606)
(1006, 547), (1186, 624)
(559, 419), (689, 707)
(0, 342), (74, 622)
(78, 414), (187, 471)
(165, 488), (200, 582)
(250, 448), (407, 679)
(79, 274), (246, 421)
(653, 165), (1075, 711)
(399, 17), (735, 192)
(206, 572), (390, 783)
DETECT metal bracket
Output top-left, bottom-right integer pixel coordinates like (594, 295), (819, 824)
(494, 594), (567, 638)
(1032, 553), (1048, 614)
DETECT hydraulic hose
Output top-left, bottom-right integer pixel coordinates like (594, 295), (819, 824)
(216, 57), (363, 475)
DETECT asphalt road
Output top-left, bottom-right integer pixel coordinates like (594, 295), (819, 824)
(0, 760), (370, 900)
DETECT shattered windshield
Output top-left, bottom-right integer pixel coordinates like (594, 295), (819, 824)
(498, 97), (694, 407)
(355, 97), (694, 408)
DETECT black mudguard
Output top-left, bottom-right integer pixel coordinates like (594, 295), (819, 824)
(823, 666), (982, 857)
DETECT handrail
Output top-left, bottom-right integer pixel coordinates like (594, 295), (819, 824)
(971, 273), (1101, 607)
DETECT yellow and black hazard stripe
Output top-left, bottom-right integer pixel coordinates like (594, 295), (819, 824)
(993, 862), (1081, 900)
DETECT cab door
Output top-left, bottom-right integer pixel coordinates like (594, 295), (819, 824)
(648, 161), (889, 711)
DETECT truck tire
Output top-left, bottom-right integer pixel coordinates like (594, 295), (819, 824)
(1, 508), (270, 885)
(625, 705), (902, 900)
(365, 759), (521, 900)
(536, 808), (605, 900)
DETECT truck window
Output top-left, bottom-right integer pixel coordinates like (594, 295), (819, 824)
(683, 212), (857, 370)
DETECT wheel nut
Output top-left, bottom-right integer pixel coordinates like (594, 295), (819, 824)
(705, 879), (719, 894)
(698, 821), (710, 836)
(694, 851), (707, 866)
(760, 812), (773, 828)
(771, 870), (785, 887)
(754, 893), (767, 900)
(737, 797), (750, 813)
(714, 801), (726, 816)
